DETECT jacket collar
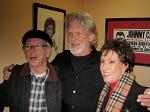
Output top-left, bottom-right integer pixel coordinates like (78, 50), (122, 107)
(20, 62), (58, 81)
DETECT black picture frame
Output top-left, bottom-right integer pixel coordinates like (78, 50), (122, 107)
(33, 3), (66, 61)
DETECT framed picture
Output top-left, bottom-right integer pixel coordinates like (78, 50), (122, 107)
(33, 3), (66, 62)
(105, 18), (150, 66)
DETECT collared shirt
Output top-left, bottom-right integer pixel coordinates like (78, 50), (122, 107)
(29, 71), (48, 112)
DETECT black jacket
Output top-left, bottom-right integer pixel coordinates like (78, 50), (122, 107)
(123, 81), (148, 112)
(52, 48), (104, 112)
(0, 63), (61, 112)
(102, 81), (148, 112)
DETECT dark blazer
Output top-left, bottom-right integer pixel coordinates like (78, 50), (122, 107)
(102, 81), (148, 112)
(122, 81), (148, 112)
(0, 63), (61, 112)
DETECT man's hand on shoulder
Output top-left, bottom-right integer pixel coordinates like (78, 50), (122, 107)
(3, 64), (15, 80)
(137, 88), (150, 111)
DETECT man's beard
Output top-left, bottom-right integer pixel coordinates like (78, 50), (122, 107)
(69, 42), (90, 56)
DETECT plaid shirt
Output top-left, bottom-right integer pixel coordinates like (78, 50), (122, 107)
(29, 72), (48, 112)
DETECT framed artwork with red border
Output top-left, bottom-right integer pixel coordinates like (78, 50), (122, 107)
(105, 18), (150, 66)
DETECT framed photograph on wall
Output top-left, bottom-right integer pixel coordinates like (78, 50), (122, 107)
(33, 3), (66, 62)
(105, 18), (150, 66)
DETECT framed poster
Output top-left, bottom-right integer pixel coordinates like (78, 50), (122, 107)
(33, 3), (66, 62)
(105, 18), (150, 66)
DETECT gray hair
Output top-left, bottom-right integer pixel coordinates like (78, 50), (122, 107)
(65, 12), (98, 48)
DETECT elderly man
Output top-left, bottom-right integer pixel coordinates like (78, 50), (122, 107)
(0, 29), (61, 112)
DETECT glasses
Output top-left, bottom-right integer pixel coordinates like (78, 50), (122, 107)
(23, 45), (48, 51)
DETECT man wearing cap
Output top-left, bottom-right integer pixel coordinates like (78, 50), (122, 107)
(0, 29), (61, 112)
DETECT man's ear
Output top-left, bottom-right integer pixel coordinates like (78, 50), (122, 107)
(89, 34), (94, 42)
(46, 47), (52, 59)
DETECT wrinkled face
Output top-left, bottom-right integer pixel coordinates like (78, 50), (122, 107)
(23, 38), (51, 68)
(100, 50), (128, 83)
(67, 20), (93, 56)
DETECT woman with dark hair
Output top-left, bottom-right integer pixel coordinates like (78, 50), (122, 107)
(96, 39), (148, 112)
